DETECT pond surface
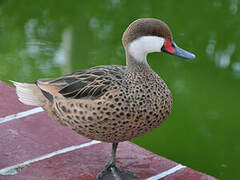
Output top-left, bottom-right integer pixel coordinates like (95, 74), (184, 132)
(0, 0), (240, 179)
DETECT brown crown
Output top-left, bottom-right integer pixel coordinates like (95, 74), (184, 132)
(122, 18), (172, 47)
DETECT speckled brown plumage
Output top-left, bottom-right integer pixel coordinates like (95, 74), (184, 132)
(36, 64), (172, 143)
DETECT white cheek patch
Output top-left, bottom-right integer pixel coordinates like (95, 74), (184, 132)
(128, 36), (165, 62)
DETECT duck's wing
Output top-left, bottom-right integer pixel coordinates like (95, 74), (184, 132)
(36, 65), (126, 101)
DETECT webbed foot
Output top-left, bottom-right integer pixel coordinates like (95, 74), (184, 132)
(97, 164), (139, 180)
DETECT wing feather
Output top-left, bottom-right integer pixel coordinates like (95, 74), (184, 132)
(36, 65), (126, 100)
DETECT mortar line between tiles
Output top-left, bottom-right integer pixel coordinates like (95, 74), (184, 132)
(146, 164), (186, 180)
(0, 107), (44, 124)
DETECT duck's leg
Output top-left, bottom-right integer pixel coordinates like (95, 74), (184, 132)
(97, 143), (139, 180)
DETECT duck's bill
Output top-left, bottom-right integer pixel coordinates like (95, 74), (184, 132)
(161, 39), (196, 60)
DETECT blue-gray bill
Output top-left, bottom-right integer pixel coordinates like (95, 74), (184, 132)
(161, 39), (196, 60)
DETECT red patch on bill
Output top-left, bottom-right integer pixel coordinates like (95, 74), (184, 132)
(164, 39), (176, 53)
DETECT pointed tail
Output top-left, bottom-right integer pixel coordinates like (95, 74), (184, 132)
(10, 80), (45, 106)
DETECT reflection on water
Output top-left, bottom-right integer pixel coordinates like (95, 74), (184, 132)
(232, 62), (240, 79)
(215, 44), (235, 69)
(230, 0), (238, 15)
(0, 0), (240, 179)
(89, 17), (114, 40)
(206, 36), (216, 56)
(53, 28), (72, 74)
(173, 80), (186, 94)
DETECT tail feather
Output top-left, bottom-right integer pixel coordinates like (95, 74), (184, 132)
(10, 80), (45, 106)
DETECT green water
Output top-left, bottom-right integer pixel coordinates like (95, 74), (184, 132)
(0, 0), (240, 179)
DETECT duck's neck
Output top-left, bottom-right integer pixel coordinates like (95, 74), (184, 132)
(125, 51), (152, 72)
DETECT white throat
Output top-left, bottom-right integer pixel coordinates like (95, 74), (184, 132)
(128, 36), (165, 63)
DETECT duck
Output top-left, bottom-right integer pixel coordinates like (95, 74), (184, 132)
(12, 18), (195, 180)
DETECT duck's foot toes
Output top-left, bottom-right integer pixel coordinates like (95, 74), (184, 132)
(97, 165), (139, 180)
